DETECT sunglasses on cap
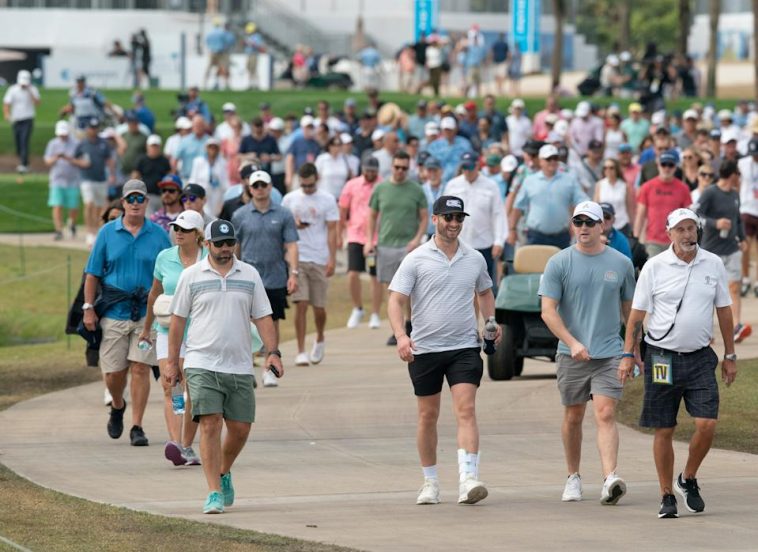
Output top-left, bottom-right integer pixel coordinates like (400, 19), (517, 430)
(174, 226), (196, 234)
(211, 239), (237, 247)
(572, 217), (598, 228)
(442, 213), (466, 222)
(124, 194), (146, 204)
(181, 194), (200, 203)
(250, 181), (269, 189)
(161, 187), (179, 194)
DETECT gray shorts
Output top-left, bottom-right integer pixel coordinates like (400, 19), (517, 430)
(376, 245), (407, 284)
(556, 354), (623, 406)
(719, 250), (742, 282)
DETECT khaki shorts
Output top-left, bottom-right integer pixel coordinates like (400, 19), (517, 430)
(80, 180), (109, 208)
(99, 317), (157, 373)
(185, 368), (256, 423)
(556, 354), (623, 406)
(291, 261), (329, 307)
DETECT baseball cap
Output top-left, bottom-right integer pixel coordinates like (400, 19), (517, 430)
(718, 109), (733, 120)
(204, 219), (236, 243)
(424, 121), (440, 136)
(339, 132), (353, 144)
(76, 74), (86, 82)
(269, 117), (285, 131)
(599, 202), (615, 217)
(122, 179), (148, 198)
(182, 183), (206, 198)
(666, 208), (698, 230)
(17, 70), (31, 85)
(628, 102), (643, 113)
(87, 117), (100, 128)
(588, 139), (603, 150)
(300, 115), (315, 128)
(371, 129), (385, 142)
(433, 195), (469, 216)
(158, 174), (183, 190)
(303, 106), (314, 116)
(486, 154), (502, 166)
(460, 152), (477, 170)
(575, 101), (591, 117)
(748, 138), (758, 155)
(249, 170), (272, 186)
(175, 116), (192, 130)
(362, 156), (380, 170)
(659, 151), (678, 165)
(545, 113), (559, 125)
(424, 157), (442, 170)
(523, 139), (544, 155)
(539, 144), (559, 159)
(222, 102), (236, 112)
(417, 99), (428, 109)
(464, 100), (477, 111)
(124, 110), (138, 122)
(55, 121), (70, 136)
(501, 155), (519, 173)
(344, 97), (357, 107)
(572, 201), (603, 222)
(618, 143), (633, 154)
(683, 109), (699, 120)
(720, 129), (739, 144)
(709, 128), (722, 140)
(169, 210), (205, 232)
(206, 137), (220, 147)
(510, 98), (525, 110)
(259, 102), (271, 110)
(146, 134), (162, 146)
(440, 117), (457, 130)
(651, 111), (667, 126)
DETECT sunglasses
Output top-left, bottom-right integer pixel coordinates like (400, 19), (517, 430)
(603, 214), (612, 220)
(572, 217), (598, 228)
(250, 181), (269, 189)
(393, 165), (409, 171)
(442, 213), (466, 222)
(161, 188), (179, 194)
(699, 172), (714, 178)
(174, 226), (196, 234)
(181, 195), (200, 203)
(660, 163), (676, 168)
(124, 194), (146, 204)
(603, 166), (616, 170)
(212, 239), (237, 247)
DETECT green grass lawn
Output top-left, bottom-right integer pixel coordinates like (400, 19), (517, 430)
(0, 173), (69, 233)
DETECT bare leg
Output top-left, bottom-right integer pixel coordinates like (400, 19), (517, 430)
(417, 393), (441, 466)
(221, 419), (252, 474)
(159, 359), (181, 442)
(728, 281), (741, 324)
(592, 395), (620, 477)
(294, 301), (308, 353)
(181, 390), (200, 448)
(653, 427), (676, 494)
(313, 306), (326, 342)
(683, 418), (717, 479)
(199, 414), (223, 492)
(450, 383), (479, 452)
(129, 362), (151, 428)
(562, 403), (587, 474)
(348, 271), (362, 309)
(370, 276), (383, 315)
(52, 206), (63, 233)
(104, 369), (128, 409)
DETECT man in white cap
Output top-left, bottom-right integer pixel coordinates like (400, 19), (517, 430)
(285, 115), (321, 190)
(43, 121), (79, 240)
(569, 101), (603, 157)
(540, 200), (636, 506)
(164, 116), (193, 165)
(505, 98), (532, 157)
(214, 102), (250, 142)
(133, 134), (171, 216)
(3, 69), (41, 173)
(427, 116), (474, 184)
(372, 130), (400, 181)
(621, 208), (737, 519)
(676, 109), (700, 149)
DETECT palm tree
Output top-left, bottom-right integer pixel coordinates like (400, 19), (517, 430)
(618, 0), (631, 52)
(677, 0), (692, 58)
(705, 0), (720, 97)
(551, 0), (565, 90)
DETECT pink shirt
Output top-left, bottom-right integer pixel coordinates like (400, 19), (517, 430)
(339, 175), (378, 245)
(637, 177), (692, 245)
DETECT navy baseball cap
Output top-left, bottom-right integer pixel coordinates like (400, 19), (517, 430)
(182, 183), (206, 198)
(460, 152), (477, 170)
(361, 156), (379, 170)
(599, 202), (615, 216)
(659, 151), (678, 165)
(433, 195), (469, 216)
(425, 157), (442, 170)
(709, 129), (722, 140)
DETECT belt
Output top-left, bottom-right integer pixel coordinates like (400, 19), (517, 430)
(644, 344), (709, 357)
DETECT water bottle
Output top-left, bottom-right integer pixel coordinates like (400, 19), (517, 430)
(719, 228), (729, 239)
(137, 338), (152, 351)
(366, 251), (376, 269)
(171, 383), (185, 415)
(483, 316), (498, 355)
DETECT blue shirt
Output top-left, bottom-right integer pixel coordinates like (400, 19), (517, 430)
(85, 218), (171, 320)
(608, 228), (632, 260)
(175, 133), (209, 180)
(206, 28), (228, 53)
(422, 182), (445, 235)
(134, 105), (155, 132)
(74, 137), (112, 182)
(286, 136), (321, 172)
(492, 41), (509, 63)
(515, 171), (588, 234)
(358, 47), (381, 68)
(427, 136), (474, 184)
(464, 44), (486, 68)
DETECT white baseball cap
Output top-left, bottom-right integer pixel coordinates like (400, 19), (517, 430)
(538, 144), (559, 159)
(169, 210), (205, 232)
(651, 111), (667, 126)
(175, 116), (192, 130)
(424, 121), (440, 136)
(268, 117), (284, 131)
(440, 117), (457, 130)
(300, 115), (315, 128)
(500, 154), (519, 173)
(721, 128), (739, 144)
(371, 129), (385, 141)
(666, 208), (699, 230)
(510, 98), (525, 110)
(560, 108), (574, 120)
(249, 170), (272, 186)
(17, 70), (31, 85)
(718, 109), (733, 120)
(54, 121), (70, 136)
(339, 132), (353, 144)
(573, 201), (604, 222)
(146, 134), (162, 146)
(222, 102), (236, 112)
(553, 119), (569, 137)
(575, 101), (591, 117)
(683, 109), (699, 121)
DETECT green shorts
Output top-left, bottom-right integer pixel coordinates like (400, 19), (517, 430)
(185, 368), (256, 424)
(48, 186), (80, 209)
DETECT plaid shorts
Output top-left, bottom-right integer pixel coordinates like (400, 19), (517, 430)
(639, 345), (719, 428)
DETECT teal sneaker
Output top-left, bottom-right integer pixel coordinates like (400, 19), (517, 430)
(203, 491), (224, 514)
(221, 472), (235, 507)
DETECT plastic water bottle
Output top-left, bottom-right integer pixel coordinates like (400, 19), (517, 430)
(483, 317), (498, 355)
(366, 251), (376, 269)
(171, 383), (185, 415)
(137, 338), (152, 351)
(720, 228), (729, 239)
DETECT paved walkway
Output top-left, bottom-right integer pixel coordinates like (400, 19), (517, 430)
(1, 318), (758, 551)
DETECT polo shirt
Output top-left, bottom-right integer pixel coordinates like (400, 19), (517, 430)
(633, 246), (731, 352)
(85, 217), (171, 320)
(172, 256), (272, 375)
(444, 173), (508, 249)
(515, 171), (588, 234)
(152, 245), (208, 334)
(696, 184), (743, 256)
(608, 228), (632, 260)
(174, 133), (209, 179)
(637, 177), (691, 245)
(74, 137), (112, 182)
(620, 118), (650, 152)
(389, 238), (492, 354)
(232, 202), (299, 289)
(339, 175), (379, 245)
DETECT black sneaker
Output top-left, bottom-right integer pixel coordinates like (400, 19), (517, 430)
(129, 425), (149, 446)
(675, 473), (705, 513)
(386, 334), (397, 346)
(107, 401), (126, 439)
(69, 222), (77, 237)
(658, 493), (678, 518)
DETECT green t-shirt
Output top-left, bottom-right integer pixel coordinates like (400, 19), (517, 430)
(121, 132), (148, 174)
(368, 179), (426, 247)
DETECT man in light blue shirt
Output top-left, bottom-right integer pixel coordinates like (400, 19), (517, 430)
(173, 115), (208, 180)
(509, 144), (587, 249)
(427, 117), (473, 184)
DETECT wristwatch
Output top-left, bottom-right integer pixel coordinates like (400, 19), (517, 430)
(268, 349), (282, 357)
(82, 303), (94, 311)
(290, 269), (299, 276)
(724, 353), (737, 361)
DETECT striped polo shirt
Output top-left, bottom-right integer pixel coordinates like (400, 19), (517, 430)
(389, 237), (492, 354)
(171, 257), (272, 374)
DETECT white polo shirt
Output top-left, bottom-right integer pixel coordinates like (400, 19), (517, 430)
(633, 245), (731, 352)
(443, 173), (508, 249)
(171, 257), (272, 374)
(389, 237), (492, 354)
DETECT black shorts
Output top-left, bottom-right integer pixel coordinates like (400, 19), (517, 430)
(265, 287), (289, 321)
(347, 242), (377, 276)
(741, 213), (758, 238)
(639, 346), (719, 428)
(408, 347), (483, 396)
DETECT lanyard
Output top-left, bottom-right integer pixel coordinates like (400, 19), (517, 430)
(647, 261), (695, 342)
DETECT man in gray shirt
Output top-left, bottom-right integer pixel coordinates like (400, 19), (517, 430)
(388, 195), (499, 507)
(539, 201), (636, 506)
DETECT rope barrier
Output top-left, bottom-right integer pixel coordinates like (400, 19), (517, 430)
(0, 262), (70, 286)
(0, 203), (54, 225)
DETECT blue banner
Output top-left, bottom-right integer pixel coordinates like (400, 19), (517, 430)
(511, 0), (540, 54)
(414, 0), (439, 42)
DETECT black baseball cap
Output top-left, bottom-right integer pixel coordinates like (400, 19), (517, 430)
(749, 138), (758, 155)
(361, 156), (379, 170)
(460, 152), (477, 170)
(599, 202), (615, 216)
(182, 183), (206, 198)
(523, 139), (544, 155)
(588, 139), (603, 150)
(204, 219), (236, 243)
(433, 195), (469, 216)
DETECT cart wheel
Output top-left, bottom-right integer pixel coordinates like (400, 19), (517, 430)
(488, 323), (517, 380)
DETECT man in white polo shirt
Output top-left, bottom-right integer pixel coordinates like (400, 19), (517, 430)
(166, 219), (284, 515)
(388, 195), (500, 506)
(621, 208), (737, 519)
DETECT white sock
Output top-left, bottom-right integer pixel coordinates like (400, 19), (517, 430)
(457, 448), (479, 481)
(422, 465), (438, 480)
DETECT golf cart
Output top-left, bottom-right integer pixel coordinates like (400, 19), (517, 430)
(488, 245), (560, 380)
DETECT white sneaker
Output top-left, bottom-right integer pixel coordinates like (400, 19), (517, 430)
(601, 472), (627, 505)
(416, 478), (440, 505)
(368, 313), (381, 329)
(562, 473), (583, 502)
(346, 307), (364, 329)
(309, 341), (325, 364)
(295, 352), (310, 366)
(103, 388), (113, 407)
(85, 233), (96, 247)
(458, 474), (488, 504)
(262, 369), (279, 387)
